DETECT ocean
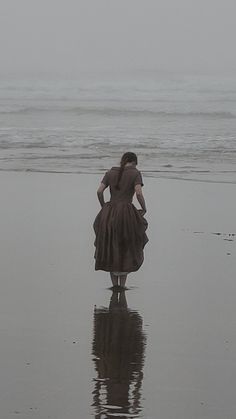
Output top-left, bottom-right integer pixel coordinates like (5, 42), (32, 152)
(0, 72), (236, 182)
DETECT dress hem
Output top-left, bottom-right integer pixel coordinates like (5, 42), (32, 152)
(95, 263), (143, 273)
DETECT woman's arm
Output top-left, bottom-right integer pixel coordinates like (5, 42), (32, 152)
(97, 183), (107, 208)
(135, 184), (147, 215)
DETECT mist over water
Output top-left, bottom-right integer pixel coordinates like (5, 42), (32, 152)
(1, 72), (236, 182)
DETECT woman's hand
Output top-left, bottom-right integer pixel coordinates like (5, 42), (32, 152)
(138, 209), (146, 217)
(135, 185), (147, 217)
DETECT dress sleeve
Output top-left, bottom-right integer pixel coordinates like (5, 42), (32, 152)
(101, 171), (109, 186)
(134, 170), (144, 187)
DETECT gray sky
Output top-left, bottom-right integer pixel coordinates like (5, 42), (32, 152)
(0, 0), (235, 76)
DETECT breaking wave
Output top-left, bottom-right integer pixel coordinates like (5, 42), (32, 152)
(0, 106), (235, 119)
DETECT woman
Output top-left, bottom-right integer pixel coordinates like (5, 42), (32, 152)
(93, 152), (148, 289)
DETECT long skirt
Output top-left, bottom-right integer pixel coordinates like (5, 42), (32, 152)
(93, 201), (148, 272)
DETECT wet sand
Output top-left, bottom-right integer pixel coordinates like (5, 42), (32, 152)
(0, 171), (236, 419)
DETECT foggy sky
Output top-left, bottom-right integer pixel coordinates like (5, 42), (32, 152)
(0, 0), (235, 76)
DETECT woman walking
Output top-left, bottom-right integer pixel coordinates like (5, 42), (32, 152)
(94, 152), (148, 289)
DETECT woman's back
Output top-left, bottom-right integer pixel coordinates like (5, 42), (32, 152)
(102, 166), (143, 203)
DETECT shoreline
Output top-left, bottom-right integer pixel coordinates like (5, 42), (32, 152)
(1, 166), (236, 185)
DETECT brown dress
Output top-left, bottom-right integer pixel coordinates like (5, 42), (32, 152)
(94, 166), (148, 272)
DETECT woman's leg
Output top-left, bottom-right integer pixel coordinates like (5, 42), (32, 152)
(119, 274), (127, 289)
(110, 272), (118, 287)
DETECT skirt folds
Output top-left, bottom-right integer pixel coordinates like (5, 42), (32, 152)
(94, 202), (148, 272)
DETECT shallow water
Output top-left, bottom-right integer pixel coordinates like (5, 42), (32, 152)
(1, 73), (236, 182)
(0, 172), (236, 418)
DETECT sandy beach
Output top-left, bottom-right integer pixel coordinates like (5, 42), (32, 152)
(0, 171), (236, 419)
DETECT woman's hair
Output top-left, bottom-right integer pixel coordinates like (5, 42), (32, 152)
(115, 152), (138, 190)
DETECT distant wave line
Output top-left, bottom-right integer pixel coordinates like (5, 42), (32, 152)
(0, 106), (235, 119)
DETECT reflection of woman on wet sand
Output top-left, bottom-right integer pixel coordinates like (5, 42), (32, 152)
(94, 152), (148, 289)
(92, 291), (146, 418)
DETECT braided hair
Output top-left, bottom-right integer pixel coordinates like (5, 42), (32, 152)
(115, 152), (138, 190)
